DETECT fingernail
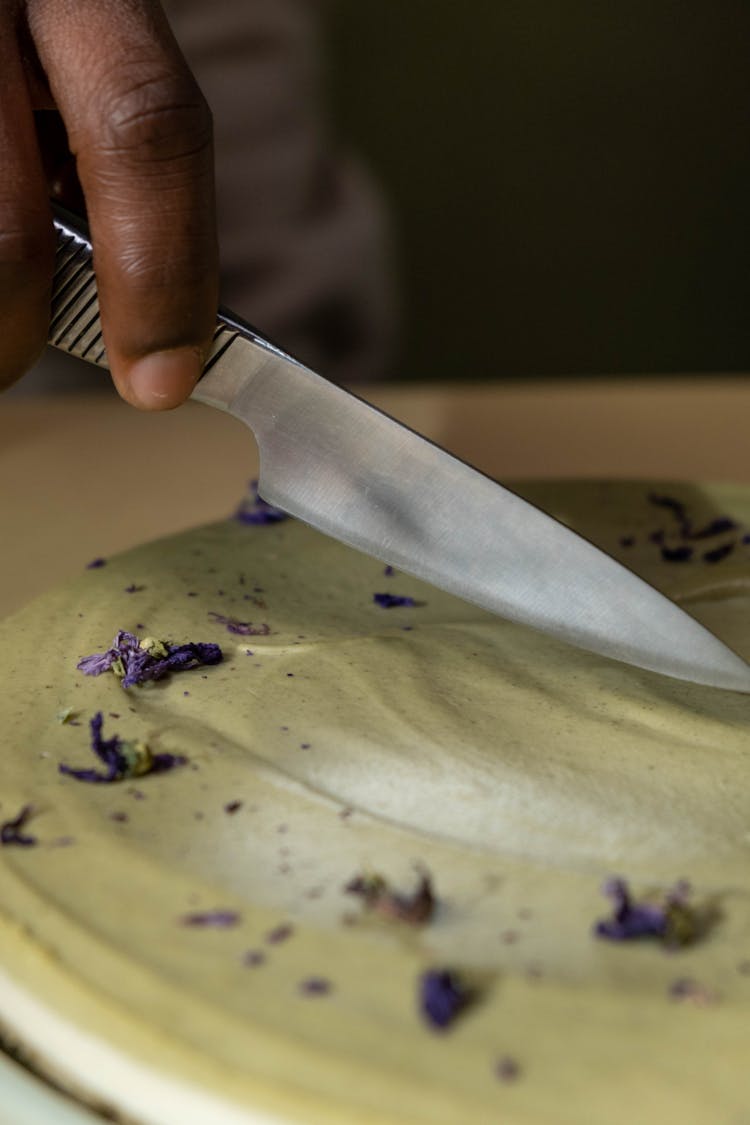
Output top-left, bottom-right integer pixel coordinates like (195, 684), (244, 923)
(127, 347), (204, 410)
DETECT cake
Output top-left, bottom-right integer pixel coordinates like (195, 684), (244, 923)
(1, 480), (749, 1124)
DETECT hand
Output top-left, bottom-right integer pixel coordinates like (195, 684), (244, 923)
(1, 0), (218, 409)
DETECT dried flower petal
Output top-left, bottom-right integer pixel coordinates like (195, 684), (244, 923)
(703, 542), (735, 564)
(243, 950), (266, 967)
(299, 977), (332, 996)
(345, 869), (435, 925)
(59, 712), (185, 784)
(266, 923), (294, 945)
(208, 612), (270, 637)
(689, 517), (737, 540)
(77, 630), (222, 688)
(661, 545), (693, 563)
(647, 493), (745, 564)
(594, 877), (699, 947)
(234, 480), (289, 525)
(668, 977), (719, 1005)
(648, 493), (688, 521)
(419, 969), (468, 1030)
(495, 1056), (522, 1083)
(180, 910), (240, 928)
(373, 593), (417, 609)
(1, 805), (37, 847)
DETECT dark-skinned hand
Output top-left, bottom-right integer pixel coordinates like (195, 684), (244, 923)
(2, 0), (218, 409)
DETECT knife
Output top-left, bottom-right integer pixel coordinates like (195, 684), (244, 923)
(48, 204), (750, 693)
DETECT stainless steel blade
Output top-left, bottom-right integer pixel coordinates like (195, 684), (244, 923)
(193, 329), (750, 692)
(48, 204), (750, 692)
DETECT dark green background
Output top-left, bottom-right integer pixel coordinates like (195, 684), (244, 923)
(326, 2), (750, 379)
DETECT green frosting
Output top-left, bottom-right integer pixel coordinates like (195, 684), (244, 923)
(1, 481), (749, 1124)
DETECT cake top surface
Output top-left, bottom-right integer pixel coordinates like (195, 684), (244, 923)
(1, 480), (750, 1124)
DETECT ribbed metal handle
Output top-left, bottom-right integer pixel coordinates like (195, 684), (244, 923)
(50, 205), (108, 366)
(48, 203), (250, 374)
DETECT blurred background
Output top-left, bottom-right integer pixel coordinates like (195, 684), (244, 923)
(12, 0), (750, 394)
(325, 0), (750, 380)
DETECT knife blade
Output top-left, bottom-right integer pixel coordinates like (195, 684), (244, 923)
(48, 204), (750, 693)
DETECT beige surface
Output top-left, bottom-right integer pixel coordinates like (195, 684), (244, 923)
(1, 375), (749, 620)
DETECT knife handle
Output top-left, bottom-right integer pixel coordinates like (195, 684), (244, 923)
(48, 202), (287, 376)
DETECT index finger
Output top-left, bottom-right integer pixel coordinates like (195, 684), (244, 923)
(29, 0), (218, 409)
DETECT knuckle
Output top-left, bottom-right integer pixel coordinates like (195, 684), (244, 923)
(117, 240), (215, 304)
(96, 71), (213, 164)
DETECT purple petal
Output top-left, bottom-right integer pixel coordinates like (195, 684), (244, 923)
(298, 977), (332, 996)
(120, 649), (154, 688)
(234, 480), (289, 525)
(688, 517), (738, 540)
(495, 1056), (522, 1083)
(59, 713), (185, 784)
(58, 765), (116, 784)
(661, 545), (693, 563)
(180, 910), (240, 928)
(0, 805), (37, 847)
(208, 612), (270, 637)
(346, 869), (435, 925)
(373, 593), (417, 608)
(703, 542), (735, 564)
(419, 969), (468, 1030)
(648, 493), (689, 527)
(150, 753), (187, 774)
(78, 631), (222, 688)
(594, 876), (670, 942)
(266, 923), (294, 945)
(114, 630), (141, 651)
(77, 651), (117, 676)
